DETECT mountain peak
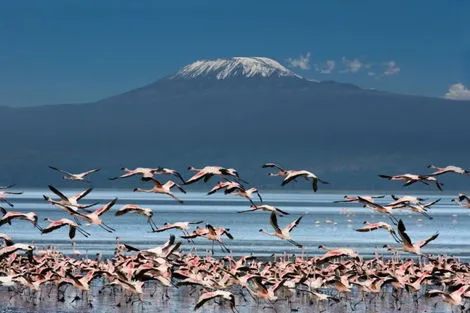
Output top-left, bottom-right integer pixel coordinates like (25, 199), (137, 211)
(170, 57), (302, 80)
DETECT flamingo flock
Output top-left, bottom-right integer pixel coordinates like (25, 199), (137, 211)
(0, 162), (469, 312)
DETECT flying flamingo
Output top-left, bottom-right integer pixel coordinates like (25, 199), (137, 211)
(0, 243), (35, 258)
(185, 166), (246, 185)
(153, 221), (203, 236)
(237, 204), (289, 216)
(194, 290), (236, 311)
(0, 207), (43, 231)
(451, 194), (470, 208)
(41, 217), (91, 239)
(155, 167), (186, 184)
(0, 188), (23, 207)
(49, 166), (100, 182)
(281, 170), (329, 192)
(334, 195), (385, 203)
(427, 285), (470, 306)
(133, 177), (186, 203)
(60, 198), (118, 232)
(109, 167), (159, 180)
(378, 173), (443, 191)
(384, 219), (439, 256)
(0, 233), (14, 246)
(207, 180), (242, 195)
(355, 221), (401, 242)
(259, 212), (303, 248)
(46, 185), (98, 209)
(426, 164), (470, 176)
(224, 186), (263, 205)
(262, 163), (289, 177)
(114, 204), (158, 231)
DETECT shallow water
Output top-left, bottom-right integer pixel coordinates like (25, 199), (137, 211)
(1, 189), (469, 312)
(1, 189), (467, 258)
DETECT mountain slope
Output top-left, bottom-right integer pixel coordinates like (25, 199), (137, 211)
(1, 57), (469, 189)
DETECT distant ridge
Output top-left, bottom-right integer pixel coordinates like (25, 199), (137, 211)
(0, 56), (470, 189)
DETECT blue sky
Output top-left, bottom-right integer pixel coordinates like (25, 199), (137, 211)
(1, 0), (469, 106)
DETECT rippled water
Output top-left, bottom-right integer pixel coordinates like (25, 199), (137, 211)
(0, 189), (467, 258)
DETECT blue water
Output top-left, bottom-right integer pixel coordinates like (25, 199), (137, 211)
(1, 189), (467, 259)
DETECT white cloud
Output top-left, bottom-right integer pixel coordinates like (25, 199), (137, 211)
(286, 53), (311, 70)
(340, 57), (363, 73)
(316, 60), (336, 74)
(383, 61), (400, 76)
(444, 83), (470, 100)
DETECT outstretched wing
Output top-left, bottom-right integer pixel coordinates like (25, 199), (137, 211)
(74, 188), (93, 201)
(269, 212), (282, 233)
(94, 198), (118, 217)
(48, 185), (69, 202)
(397, 219), (413, 247)
(285, 216), (303, 232)
(49, 166), (73, 176)
(417, 232), (439, 248)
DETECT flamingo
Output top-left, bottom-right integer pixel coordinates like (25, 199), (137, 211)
(122, 234), (181, 258)
(451, 194), (470, 208)
(262, 162), (289, 177)
(0, 189), (23, 207)
(334, 195), (384, 203)
(378, 173), (443, 191)
(0, 233), (14, 246)
(46, 185), (98, 209)
(259, 212), (303, 248)
(356, 196), (399, 224)
(237, 204), (289, 216)
(0, 243), (35, 258)
(280, 170), (329, 192)
(318, 245), (359, 262)
(155, 167), (185, 184)
(355, 221), (401, 242)
(427, 284), (470, 306)
(0, 207), (43, 231)
(224, 186), (263, 205)
(427, 164), (470, 176)
(49, 166), (100, 182)
(185, 166), (246, 185)
(60, 198), (118, 232)
(153, 221), (203, 236)
(134, 177), (186, 203)
(114, 204), (158, 231)
(384, 219), (439, 256)
(41, 218), (91, 239)
(109, 167), (158, 180)
(194, 290), (236, 311)
(207, 180), (242, 195)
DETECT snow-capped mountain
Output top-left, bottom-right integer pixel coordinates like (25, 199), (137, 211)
(170, 57), (302, 80)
